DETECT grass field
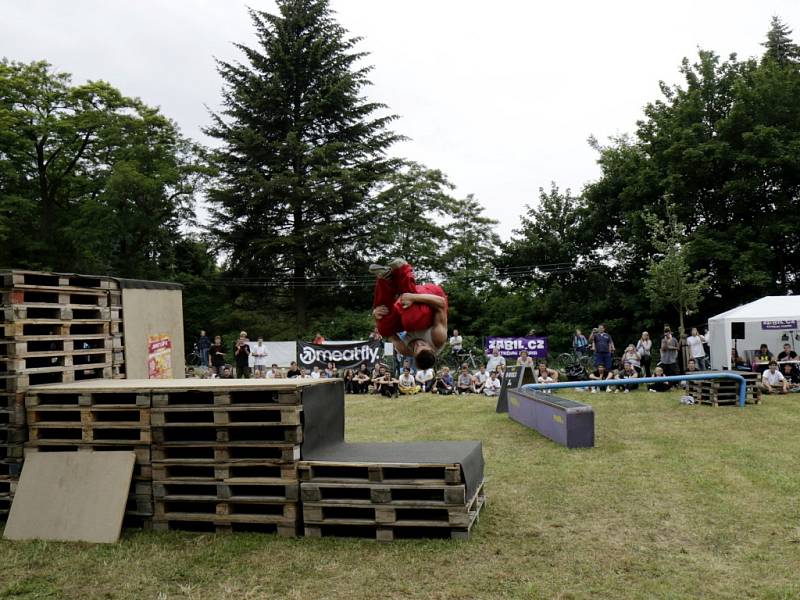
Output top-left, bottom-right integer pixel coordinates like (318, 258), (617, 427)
(1, 389), (799, 600)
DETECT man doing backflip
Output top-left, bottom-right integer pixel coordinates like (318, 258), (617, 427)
(370, 259), (448, 371)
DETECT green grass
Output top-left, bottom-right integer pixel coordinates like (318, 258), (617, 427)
(2, 390), (800, 599)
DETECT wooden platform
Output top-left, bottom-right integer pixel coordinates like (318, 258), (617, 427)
(298, 461), (463, 486)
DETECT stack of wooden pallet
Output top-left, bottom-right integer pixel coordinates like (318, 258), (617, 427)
(687, 372), (762, 406)
(149, 382), (306, 535)
(299, 457), (485, 541)
(0, 270), (125, 516)
(24, 387), (153, 524)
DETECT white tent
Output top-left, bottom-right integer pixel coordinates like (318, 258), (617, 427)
(707, 296), (800, 369)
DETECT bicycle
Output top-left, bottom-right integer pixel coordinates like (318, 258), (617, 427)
(557, 350), (594, 380)
(186, 343), (203, 367)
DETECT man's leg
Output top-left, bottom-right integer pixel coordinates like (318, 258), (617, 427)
(373, 274), (403, 338)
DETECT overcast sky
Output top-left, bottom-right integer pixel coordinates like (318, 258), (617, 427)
(3, 1), (799, 238)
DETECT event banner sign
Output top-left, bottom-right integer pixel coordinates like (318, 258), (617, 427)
(297, 340), (384, 371)
(147, 334), (173, 379)
(761, 320), (797, 330)
(486, 336), (548, 359)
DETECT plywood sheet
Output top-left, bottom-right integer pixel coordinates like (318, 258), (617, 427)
(3, 452), (135, 543)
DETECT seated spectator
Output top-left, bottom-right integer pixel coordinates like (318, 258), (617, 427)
(648, 366), (673, 392)
(456, 366), (474, 395)
(516, 350), (534, 368)
(353, 366), (371, 393)
(486, 347), (506, 373)
(680, 359), (699, 388)
(619, 361), (639, 392)
(473, 366), (489, 394)
(267, 363), (283, 378)
(536, 363), (554, 392)
(435, 367), (454, 395)
(537, 361), (560, 382)
(756, 344), (773, 362)
(299, 368), (311, 379)
(621, 345), (641, 370)
(605, 369), (621, 393)
(484, 371), (502, 397)
(343, 368), (356, 394)
(588, 364), (609, 393)
(219, 365), (234, 379)
(398, 368), (421, 395)
(374, 367), (399, 398)
(415, 366), (435, 392)
(496, 363), (507, 380)
(731, 348), (747, 370)
(759, 361), (788, 394)
(323, 362), (337, 378)
(781, 363), (800, 391)
(310, 366), (321, 379)
(777, 343), (798, 362)
(286, 361), (302, 378)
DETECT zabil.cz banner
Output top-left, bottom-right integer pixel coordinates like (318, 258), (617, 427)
(486, 336), (548, 360)
(297, 340), (384, 371)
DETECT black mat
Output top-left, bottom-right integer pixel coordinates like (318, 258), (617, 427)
(302, 441), (484, 499)
(300, 382), (345, 454)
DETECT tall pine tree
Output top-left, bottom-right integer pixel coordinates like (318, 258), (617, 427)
(762, 16), (800, 65)
(207, 0), (401, 332)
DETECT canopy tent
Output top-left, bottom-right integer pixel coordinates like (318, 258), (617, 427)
(707, 296), (800, 369)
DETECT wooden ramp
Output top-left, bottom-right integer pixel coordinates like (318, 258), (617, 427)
(3, 451), (134, 543)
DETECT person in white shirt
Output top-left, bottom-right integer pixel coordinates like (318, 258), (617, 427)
(299, 368), (311, 379)
(310, 366), (321, 379)
(536, 362), (554, 393)
(484, 371), (502, 396)
(472, 366), (489, 394)
(449, 329), (463, 355)
(415, 367), (434, 392)
(760, 361), (788, 394)
(486, 347), (506, 373)
(266, 363), (283, 378)
(398, 368), (420, 395)
(251, 337), (268, 376)
(686, 327), (707, 370)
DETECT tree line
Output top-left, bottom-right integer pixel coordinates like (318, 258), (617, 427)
(1, 1), (799, 352)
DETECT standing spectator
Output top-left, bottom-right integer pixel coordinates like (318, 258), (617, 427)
(473, 366), (489, 394)
(209, 336), (227, 374)
(486, 347), (506, 374)
(621, 345), (641, 371)
(234, 338), (251, 379)
(573, 329), (589, 355)
(636, 332), (653, 377)
(660, 327), (679, 376)
(197, 330), (211, 369)
(368, 327), (382, 342)
(286, 361), (302, 378)
(484, 371), (501, 397)
(456, 366), (474, 394)
(759, 361), (788, 394)
(252, 337), (268, 376)
(313, 332), (326, 344)
(686, 328), (707, 370)
(435, 367), (454, 395)
(516, 350), (534, 368)
(449, 329), (463, 356)
(398, 368), (420, 395)
(415, 366), (435, 392)
(400, 358), (416, 376)
(592, 324), (615, 370)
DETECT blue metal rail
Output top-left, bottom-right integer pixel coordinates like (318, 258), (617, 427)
(522, 372), (749, 407)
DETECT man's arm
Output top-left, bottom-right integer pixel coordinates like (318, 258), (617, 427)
(388, 334), (413, 357)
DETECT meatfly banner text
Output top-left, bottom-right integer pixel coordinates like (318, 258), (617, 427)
(297, 340), (383, 370)
(486, 336), (548, 359)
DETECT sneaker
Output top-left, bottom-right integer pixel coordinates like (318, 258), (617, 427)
(606, 389), (611, 393)
(623, 389), (629, 393)
(649, 389), (657, 393)
(591, 388), (597, 393)
(388, 258), (407, 270)
(369, 264), (391, 279)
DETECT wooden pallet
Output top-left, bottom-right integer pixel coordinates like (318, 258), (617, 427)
(1, 352), (114, 375)
(151, 519), (298, 536)
(3, 305), (112, 322)
(151, 460), (297, 482)
(24, 443), (152, 478)
(301, 481), (470, 505)
(151, 442), (301, 464)
(26, 390), (149, 408)
(304, 499), (484, 541)
(151, 424), (302, 445)
(27, 423), (151, 444)
(0, 288), (111, 307)
(0, 407), (25, 427)
(0, 366), (113, 392)
(0, 460), (22, 478)
(27, 406), (150, 428)
(0, 425), (26, 445)
(151, 389), (303, 408)
(1, 321), (114, 339)
(153, 499), (297, 521)
(0, 270), (118, 291)
(153, 481), (299, 502)
(150, 405), (302, 427)
(303, 481), (484, 528)
(298, 461), (463, 486)
(0, 334), (119, 351)
(0, 443), (24, 460)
